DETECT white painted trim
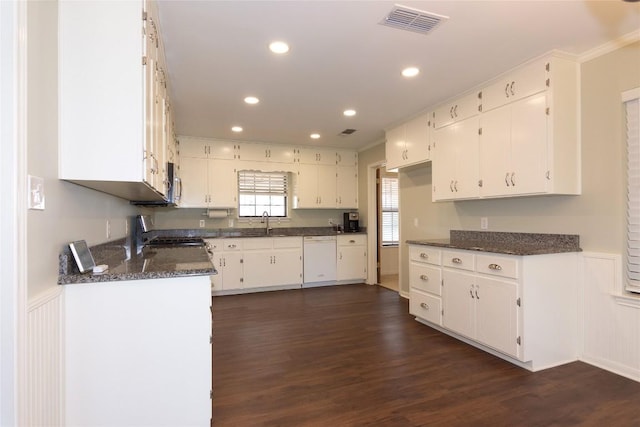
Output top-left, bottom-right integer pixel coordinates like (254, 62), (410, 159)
(27, 287), (63, 312)
(579, 29), (640, 63)
(366, 160), (385, 285)
(581, 354), (640, 383)
(622, 87), (640, 103)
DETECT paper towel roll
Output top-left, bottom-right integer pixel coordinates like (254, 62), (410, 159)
(207, 209), (228, 219)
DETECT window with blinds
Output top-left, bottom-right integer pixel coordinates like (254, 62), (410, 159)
(238, 171), (288, 217)
(381, 177), (399, 246)
(625, 92), (640, 294)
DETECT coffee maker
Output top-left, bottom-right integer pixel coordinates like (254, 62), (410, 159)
(343, 212), (360, 233)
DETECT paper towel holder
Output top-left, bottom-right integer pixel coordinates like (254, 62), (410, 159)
(203, 209), (230, 219)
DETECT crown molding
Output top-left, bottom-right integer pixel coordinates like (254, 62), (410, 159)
(579, 29), (640, 63)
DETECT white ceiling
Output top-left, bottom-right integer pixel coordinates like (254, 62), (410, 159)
(156, 1), (640, 150)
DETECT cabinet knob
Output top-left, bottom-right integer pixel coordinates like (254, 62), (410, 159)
(420, 253), (428, 259)
(420, 302), (429, 310)
(452, 257), (462, 264)
(349, 240), (355, 243)
(488, 263), (502, 271)
(420, 274), (428, 281)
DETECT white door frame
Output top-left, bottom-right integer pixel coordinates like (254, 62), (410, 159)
(366, 160), (385, 285)
(1, 1), (28, 424)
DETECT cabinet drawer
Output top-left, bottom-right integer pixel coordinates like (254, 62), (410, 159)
(409, 290), (442, 325)
(242, 238), (272, 250)
(337, 234), (366, 246)
(410, 263), (441, 295)
(476, 254), (519, 279)
(409, 245), (441, 265)
(442, 250), (475, 271)
(221, 239), (243, 251)
(273, 236), (303, 249)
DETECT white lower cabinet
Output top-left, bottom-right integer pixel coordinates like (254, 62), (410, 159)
(409, 244), (578, 371)
(64, 276), (212, 426)
(207, 237), (303, 293)
(337, 234), (367, 281)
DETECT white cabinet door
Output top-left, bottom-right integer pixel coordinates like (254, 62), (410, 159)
(482, 58), (547, 112)
(385, 125), (406, 170)
(221, 252), (243, 290)
(298, 148), (336, 165)
(337, 244), (367, 281)
(336, 150), (357, 166)
(243, 251), (273, 288)
(404, 113), (430, 166)
(454, 117), (481, 199)
(179, 157), (208, 208)
(293, 165), (318, 208)
(479, 106), (512, 197)
(272, 248), (303, 285)
(179, 138), (210, 158)
(317, 165), (337, 208)
(432, 125), (457, 201)
(208, 159), (237, 208)
(475, 276), (519, 358)
(510, 93), (548, 195)
(210, 253), (224, 291)
(442, 269), (476, 339)
(336, 165), (358, 208)
(434, 92), (480, 129)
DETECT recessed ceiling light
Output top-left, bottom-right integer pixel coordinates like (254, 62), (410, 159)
(269, 41), (290, 54)
(231, 126), (243, 133)
(244, 96), (260, 105)
(402, 67), (420, 77)
(310, 133), (321, 139)
(343, 109), (356, 117)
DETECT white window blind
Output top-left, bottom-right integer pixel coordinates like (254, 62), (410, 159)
(238, 171), (287, 217)
(625, 94), (640, 294)
(381, 177), (399, 245)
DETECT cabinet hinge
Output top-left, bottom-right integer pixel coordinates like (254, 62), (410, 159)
(142, 10), (147, 21)
(210, 390), (213, 399)
(209, 335), (212, 344)
(142, 56), (147, 66)
(441, 309), (444, 316)
(546, 170), (551, 180)
(546, 78), (550, 88)
(478, 128), (482, 135)
(240, 278), (244, 282)
(516, 297), (521, 307)
(477, 91), (482, 99)
(478, 104), (482, 113)
(545, 62), (550, 72)
(478, 179), (483, 188)
(546, 107), (550, 116)
(516, 336), (521, 345)
(240, 258), (244, 263)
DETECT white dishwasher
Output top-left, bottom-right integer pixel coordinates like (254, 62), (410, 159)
(303, 236), (337, 285)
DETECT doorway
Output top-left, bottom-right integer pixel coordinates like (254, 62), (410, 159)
(376, 167), (399, 291)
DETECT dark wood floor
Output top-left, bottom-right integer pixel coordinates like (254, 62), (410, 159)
(212, 284), (640, 426)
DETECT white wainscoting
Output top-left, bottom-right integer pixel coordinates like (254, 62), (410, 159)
(580, 253), (640, 382)
(26, 287), (64, 426)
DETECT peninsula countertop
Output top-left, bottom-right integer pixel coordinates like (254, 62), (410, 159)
(407, 230), (581, 256)
(58, 243), (216, 285)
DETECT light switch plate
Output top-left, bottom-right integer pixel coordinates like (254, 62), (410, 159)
(28, 175), (45, 210)
(481, 217), (488, 230)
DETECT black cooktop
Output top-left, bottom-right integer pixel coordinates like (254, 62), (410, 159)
(145, 237), (205, 247)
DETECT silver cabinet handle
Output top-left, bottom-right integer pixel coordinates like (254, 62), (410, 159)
(227, 244), (236, 249)
(505, 172), (510, 187)
(420, 274), (428, 281)
(505, 83), (510, 98)
(470, 285), (475, 298)
(510, 81), (515, 95)
(420, 253), (428, 259)
(510, 172), (515, 186)
(475, 287), (480, 299)
(454, 181), (458, 192)
(420, 302), (429, 310)
(452, 257), (462, 264)
(449, 106), (454, 118)
(450, 180), (454, 192)
(488, 263), (502, 270)
(453, 104), (458, 117)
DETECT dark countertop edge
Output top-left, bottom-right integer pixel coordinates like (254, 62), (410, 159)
(58, 268), (216, 285)
(147, 228), (367, 239)
(406, 240), (582, 256)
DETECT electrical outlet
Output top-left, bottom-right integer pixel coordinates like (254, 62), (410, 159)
(481, 217), (488, 230)
(28, 175), (45, 210)
(413, 218), (419, 227)
(199, 219), (205, 228)
(106, 220), (111, 238)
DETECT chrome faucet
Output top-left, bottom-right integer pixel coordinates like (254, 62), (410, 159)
(261, 211), (272, 235)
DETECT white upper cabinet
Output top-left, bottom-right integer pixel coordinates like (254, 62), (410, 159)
(336, 150), (358, 167)
(238, 143), (295, 164)
(478, 54), (580, 198)
(481, 57), (548, 113)
(179, 137), (238, 160)
(296, 148), (337, 165)
(433, 92), (481, 129)
(431, 52), (579, 202)
(59, 0), (173, 201)
(385, 112), (432, 170)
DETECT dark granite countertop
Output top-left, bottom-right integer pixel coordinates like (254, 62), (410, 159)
(407, 230), (581, 256)
(58, 240), (216, 285)
(145, 226), (367, 240)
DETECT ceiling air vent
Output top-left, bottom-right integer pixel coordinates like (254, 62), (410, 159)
(380, 5), (448, 35)
(339, 129), (357, 136)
